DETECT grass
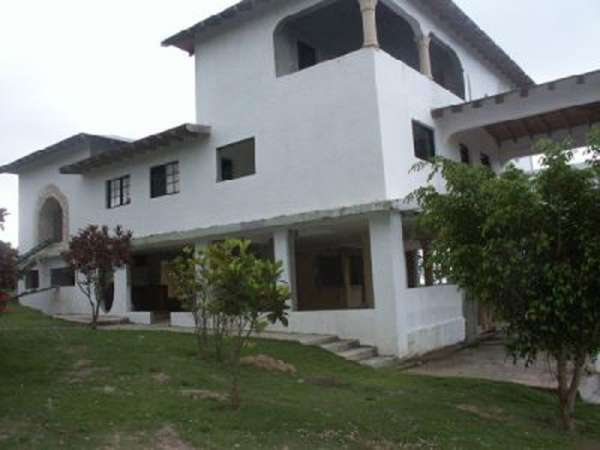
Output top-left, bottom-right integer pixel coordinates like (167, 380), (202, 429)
(0, 303), (599, 449)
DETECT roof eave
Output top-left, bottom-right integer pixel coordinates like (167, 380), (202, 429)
(59, 123), (211, 175)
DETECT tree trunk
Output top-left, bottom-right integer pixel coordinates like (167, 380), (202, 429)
(556, 353), (586, 431)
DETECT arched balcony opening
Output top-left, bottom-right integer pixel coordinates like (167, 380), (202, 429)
(430, 35), (466, 99)
(274, 0), (421, 77)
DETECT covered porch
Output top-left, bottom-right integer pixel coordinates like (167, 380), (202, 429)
(116, 202), (465, 358)
(432, 69), (600, 164)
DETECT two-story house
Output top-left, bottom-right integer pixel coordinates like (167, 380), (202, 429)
(3, 0), (600, 361)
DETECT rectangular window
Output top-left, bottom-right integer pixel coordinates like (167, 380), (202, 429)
(151, 161), (179, 198)
(106, 175), (131, 209)
(412, 121), (436, 162)
(25, 270), (39, 290)
(481, 153), (491, 168)
(460, 144), (471, 165)
(217, 139), (256, 182)
(297, 41), (317, 70)
(50, 268), (75, 287)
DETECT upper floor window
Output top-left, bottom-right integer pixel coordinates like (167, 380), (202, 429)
(106, 175), (131, 209)
(151, 161), (180, 198)
(460, 144), (471, 165)
(412, 121), (436, 162)
(481, 153), (492, 168)
(217, 139), (256, 182)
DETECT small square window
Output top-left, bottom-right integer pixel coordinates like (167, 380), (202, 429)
(412, 121), (436, 162)
(217, 139), (256, 182)
(106, 175), (131, 209)
(151, 162), (180, 198)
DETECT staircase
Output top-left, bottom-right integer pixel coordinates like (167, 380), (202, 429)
(298, 335), (399, 369)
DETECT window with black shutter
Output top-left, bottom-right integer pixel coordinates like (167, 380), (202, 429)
(217, 139), (256, 182)
(412, 121), (436, 162)
(151, 162), (179, 198)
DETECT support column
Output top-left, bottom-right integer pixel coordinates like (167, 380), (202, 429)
(358, 0), (379, 48)
(273, 229), (297, 311)
(111, 265), (132, 314)
(416, 34), (433, 79)
(369, 211), (408, 356)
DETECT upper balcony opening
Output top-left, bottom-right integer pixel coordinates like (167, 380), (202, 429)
(274, 0), (420, 77)
(430, 35), (466, 99)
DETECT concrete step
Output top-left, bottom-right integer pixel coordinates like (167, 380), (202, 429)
(321, 339), (359, 353)
(359, 356), (400, 369)
(338, 346), (377, 361)
(299, 335), (339, 346)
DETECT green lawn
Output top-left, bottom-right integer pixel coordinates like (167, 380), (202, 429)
(1, 304), (599, 450)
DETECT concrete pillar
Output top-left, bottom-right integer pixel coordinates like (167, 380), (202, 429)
(111, 265), (132, 314)
(416, 34), (433, 79)
(369, 211), (408, 356)
(273, 229), (297, 311)
(358, 0), (379, 48)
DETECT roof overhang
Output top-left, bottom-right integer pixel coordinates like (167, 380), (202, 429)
(60, 124), (211, 175)
(0, 134), (126, 175)
(431, 69), (600, 159)
(162, 0), (532, 88)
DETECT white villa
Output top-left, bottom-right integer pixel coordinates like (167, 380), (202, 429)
(3, 0), (600, 362)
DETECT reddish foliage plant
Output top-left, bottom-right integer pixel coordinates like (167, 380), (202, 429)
(63, 225), (132, 328)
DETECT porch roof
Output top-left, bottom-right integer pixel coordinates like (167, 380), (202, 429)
(59, 123), (211, 175)
(162, 0), (532, 88)
(431, 69), (600, 150)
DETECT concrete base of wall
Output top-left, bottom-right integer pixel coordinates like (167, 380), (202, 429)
(407, 317), (466, 357)
(125, 312), (154, 325)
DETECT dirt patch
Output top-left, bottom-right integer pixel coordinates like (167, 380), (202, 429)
(152, 372), (171, 385)
(64, 345), (89, 355)
(180, 389), (228, 402)
(155, 426), (196, 450)
(65, 364), (111, 384)
(240, 354), (296, 375)
(456, 404), (508, 422)
(73, 359), (93, 369)
(103, 426), (196, 450)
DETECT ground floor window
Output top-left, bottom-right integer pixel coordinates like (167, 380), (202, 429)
(25, 270), (39, 290)
(50, 268), (75, 287)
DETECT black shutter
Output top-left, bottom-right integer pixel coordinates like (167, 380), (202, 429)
(106, 180), (112, 209)
(151, 165), (167, 198)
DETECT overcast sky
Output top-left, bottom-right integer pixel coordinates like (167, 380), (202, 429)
(1, 0), (599, 247)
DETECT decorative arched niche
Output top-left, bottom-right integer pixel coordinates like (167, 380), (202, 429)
(36, 185), (69, 244)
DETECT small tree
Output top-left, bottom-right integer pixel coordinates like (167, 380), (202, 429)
(63, 225), (132, 329)
(0, 209), (17, 314)
(168, 246), (211, 358)
(204, 239), (290, 409)
(411, 128), (600, 431)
